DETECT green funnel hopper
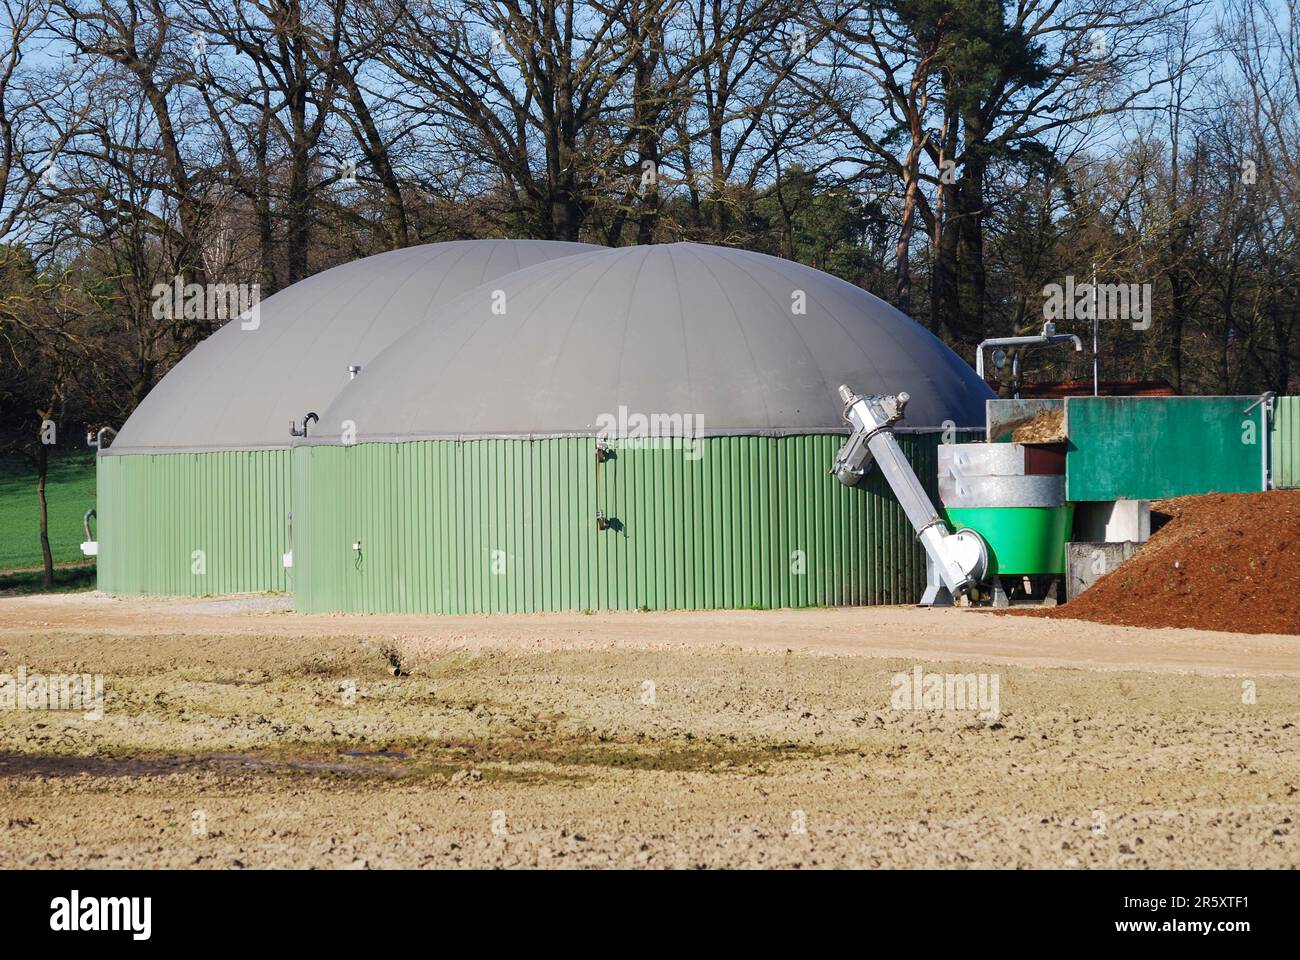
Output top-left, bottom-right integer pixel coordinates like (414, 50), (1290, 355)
(945, 505), (1074, 575)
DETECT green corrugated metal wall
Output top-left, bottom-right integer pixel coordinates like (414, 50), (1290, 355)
(291, 438), (595, 613)
(1273, 396), (1300, 489)
(292, 433), (960, 614)
(97, 450), (292, 595)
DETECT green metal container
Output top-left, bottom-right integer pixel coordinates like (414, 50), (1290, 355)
(944, 505), (1075, 575)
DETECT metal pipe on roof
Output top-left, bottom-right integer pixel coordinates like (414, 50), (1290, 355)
(975, 322), (1084, 392)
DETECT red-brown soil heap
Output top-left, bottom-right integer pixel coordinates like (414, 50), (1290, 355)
(1032, 490), (1300, 635)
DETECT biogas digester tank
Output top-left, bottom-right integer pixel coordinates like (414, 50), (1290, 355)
(293, 243), (996, 614)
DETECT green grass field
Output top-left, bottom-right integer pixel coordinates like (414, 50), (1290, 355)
(0, 453), (97, 571)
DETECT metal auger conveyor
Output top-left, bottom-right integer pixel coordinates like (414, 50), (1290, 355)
(830, 385), (989, 606)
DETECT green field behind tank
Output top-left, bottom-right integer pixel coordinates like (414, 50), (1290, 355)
(0, 453), (97, 570)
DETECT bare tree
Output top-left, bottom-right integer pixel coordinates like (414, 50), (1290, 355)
(187, 0), (346, 285)
(367, 0), (646, 240)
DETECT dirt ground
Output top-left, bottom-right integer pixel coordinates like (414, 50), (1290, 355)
(1, 593), (1296, 869)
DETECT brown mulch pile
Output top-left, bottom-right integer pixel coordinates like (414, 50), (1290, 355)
(1028, 490), (1300, 635)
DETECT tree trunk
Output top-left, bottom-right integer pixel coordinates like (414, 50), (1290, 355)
(1168, 270), (1187, 394)
(930, 178), (960, 337)
(955, 132), (988, 343)
(895, 155), (922, 315)
(37, 442), (53, 590)
(547, 99), (583, 244)
(286, 138), (313, 284)
(632, 11), (662, 246)
(708, 123), (727, 237)
(636, 133), (660, 245)
(342, 67), (410, 249)
(551, 191), (582, 241)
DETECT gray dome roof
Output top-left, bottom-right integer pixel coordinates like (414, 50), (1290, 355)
(315, 243), (992, 442)
(109, 239), (600, 452)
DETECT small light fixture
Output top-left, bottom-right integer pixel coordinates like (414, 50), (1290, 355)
(290, 412), (320, 437)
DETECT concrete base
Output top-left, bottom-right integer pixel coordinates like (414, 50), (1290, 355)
(1066, 541), (1142, 601)
(1073, 499), (1151, 543)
